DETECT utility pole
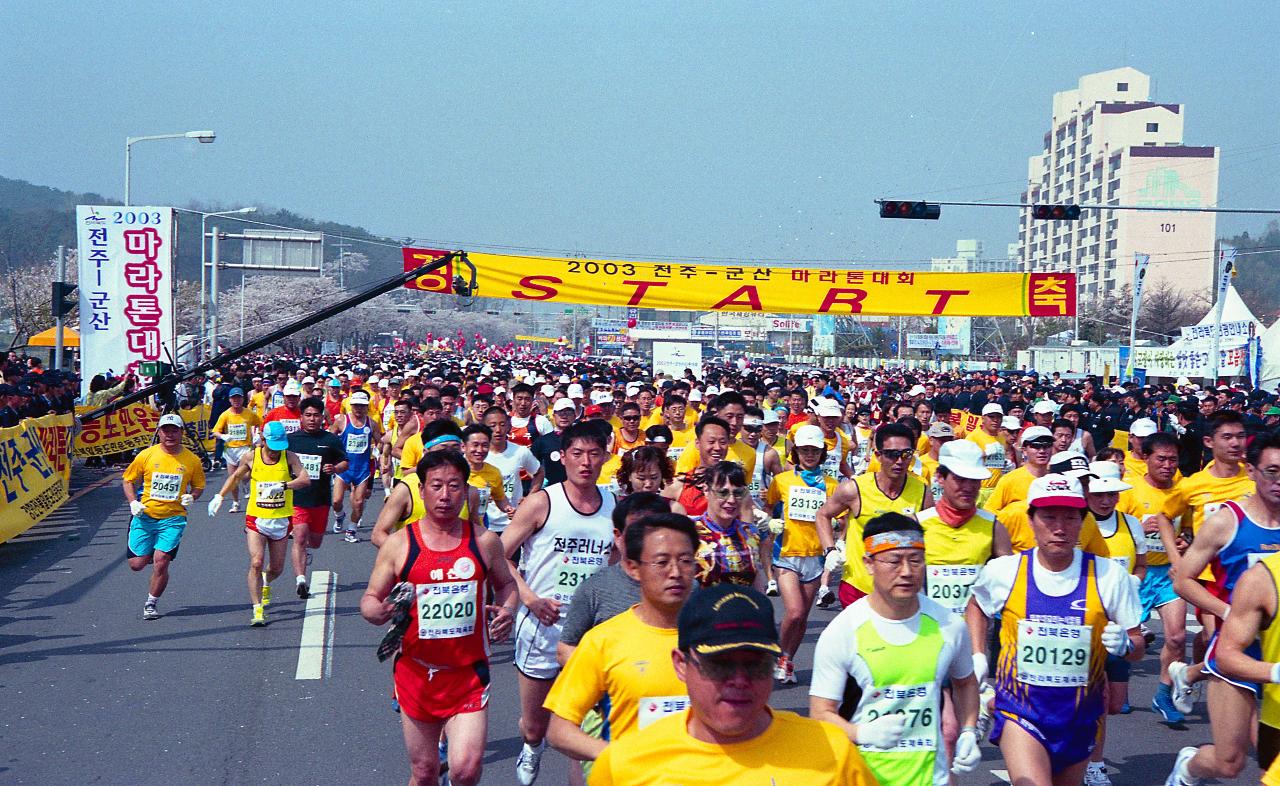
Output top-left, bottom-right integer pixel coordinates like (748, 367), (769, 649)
(54, 245), (66, 370)
(333, 239), (350, 289)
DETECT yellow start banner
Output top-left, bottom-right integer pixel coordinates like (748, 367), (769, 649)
(403, 248), (1077, 317)
(0, 420), (69, 543)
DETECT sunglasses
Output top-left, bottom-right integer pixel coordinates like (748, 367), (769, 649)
(709, 487), (748, 499)
(689, 651), (776, 681)
(877, 448), (915, 461)
(621, 415), (641, 422)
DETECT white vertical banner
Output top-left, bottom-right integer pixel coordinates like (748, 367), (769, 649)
(1208, 245), (1237, 383)
(1125, 253), (1150, 381)
(75, 206), (176, 398)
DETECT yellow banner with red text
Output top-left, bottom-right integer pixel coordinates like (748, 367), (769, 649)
(403, 249), (1076, 317)
(0, 420), (70, 543)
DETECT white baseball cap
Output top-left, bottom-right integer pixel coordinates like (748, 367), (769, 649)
(349, 391), (370, 405)
(301, 376), (316, 385)
(1049, 451), (1094, 478)
(283, 381), (302, 396)
(552, 398), (577, 413)
(1088, 461), (1132, 493)
(793, 424), (826, 449)
(1031, 400), (1058, 415)
(814, 399), (843, 418)
(1027, 473), (1087, 509)
(158, 413), (185, 429)
(1019, 425), (1054, 445)
(908, 384), (927, 397)
(1001, 415), (1022, 431)
(540, 384), (556, 397)
(567, 383), (585, 398)
(981, 403), (1004, 416)
(937, 440), (992, 480)
(688, 389), (703, 402)
(1129, 418), (1158, 438)
(762, 408), (781, 425)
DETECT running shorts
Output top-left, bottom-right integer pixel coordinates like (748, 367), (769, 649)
(1139, 564), (1180, 620)
(245, 515), (291, 541)
(772, 554), (823, 583)
(393, 657), (490, 723)
(992, 708), (1098, 771)
(838, 581), (869, 608)
(339, 466), (372, 487)
(223, 445), (251, 467)
(512, 608), (563, 681)
(128, 514), (187, 558)
(1204, 631), (1262, 697)
(292, 505), (330, 536)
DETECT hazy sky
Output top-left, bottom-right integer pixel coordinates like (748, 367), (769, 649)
(3, 3), (1277, 267)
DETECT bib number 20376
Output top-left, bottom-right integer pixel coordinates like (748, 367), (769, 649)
(858, 684), (936, 751)
(1016, 620), (1091, 686)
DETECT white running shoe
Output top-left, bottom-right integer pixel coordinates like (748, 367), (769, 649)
(229, 500), (239, 513)
(1163, 746), (1201, 786)
(514, 739), (545, 786)
(815, 586), (835, 608)
(1084, 762), (1112, 786)
(1168, 661), (1195, 714)
(142, 600), (160, 620)
(976, 684), (996, 740)
(765, 580), (779, 597)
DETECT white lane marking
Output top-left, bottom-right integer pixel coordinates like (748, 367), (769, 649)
(295, 570), (336, 680)
(991, 769), (1011, 783)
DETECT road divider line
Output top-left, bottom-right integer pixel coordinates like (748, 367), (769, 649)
(296, 570), (336, 680)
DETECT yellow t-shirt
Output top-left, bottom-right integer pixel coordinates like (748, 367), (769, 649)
(919, 455), (940, 500)
(614, 428), (646, 454)
(842, 473), (929, 592)
(399, 432), (423, 480)
(999, 500), (1109, 556)
(599, 454), (623, 491)
(544, 608), (686, 741)
(964, 429), (1007, 489)
(640, 410), (663, 430)
(467, 462), (508, 510)
(589, 709), (877, 786)
(675, 440), (757, 479)
(766, 471), (838, 558)
(668, 423), (695, 448)
(983, 466), (1037, 517)
(921, 506), (995, 566)
(1123, 451), (1148, 481)
(1180, 462), (1255, 580)
(124, 445), (206, 519)
(248, 390), (267, 417)
(213, 408), (261, 449)
(1119, 478), (1186, 567)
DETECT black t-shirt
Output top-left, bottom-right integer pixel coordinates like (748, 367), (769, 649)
(287, 429), (347, 507)
(532, 430), (566, 486)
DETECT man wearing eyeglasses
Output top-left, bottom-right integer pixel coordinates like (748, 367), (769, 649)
(544, 513), (698, 767)
(966, 402), (1011, 505)
(811, 513), (982, 786)
(589, 583), (877, 785)
(818, 423), (933, 608)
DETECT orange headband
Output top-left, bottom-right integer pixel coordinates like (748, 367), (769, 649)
(864, 531), (926, 556)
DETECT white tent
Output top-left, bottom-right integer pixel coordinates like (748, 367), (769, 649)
(1260, 320), (1280, 391)
(1188, 284), (1261, 332)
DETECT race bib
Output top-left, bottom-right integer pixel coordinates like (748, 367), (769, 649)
(503, 474), (518, 501)
(554, 556), (606, 602)
(857, 683), (937, 751)
(299, 453), (322, 478)
(982, 443), (1005, 469)
(415, 581), (477, 638)
(280, 418), (301, 434)
(638, 695), (690, 729)
(475, 486), (492, 512)
(256, 481), (287, 510)
(1016, 620), (1091, 687)
(227, 423), (248, 441)
(925, 564), (980, 613)
(148, 471), (182, 502)
(821, 451), (842, 478)
(667, 446), (686, 464)
(345, 432), (369, 455)
(786, 485), (826, 523)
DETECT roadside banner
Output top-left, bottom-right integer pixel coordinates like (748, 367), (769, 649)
(653, 342), (704, 380)
(0, 421), (69, 543)
(75, 206), (177, 400)
(29, 413), (75, 492)
(179, 403), (215, 451)
(403, 248), (1077, 318)
(73, 403), (161, 457)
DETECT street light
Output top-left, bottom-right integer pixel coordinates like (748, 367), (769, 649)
(124, 130), (216, 205)
(200, 207), (257, 361)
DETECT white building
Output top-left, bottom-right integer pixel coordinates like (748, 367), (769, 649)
(1016, 67), (1219, 301)
(930, 239), (1019, 273)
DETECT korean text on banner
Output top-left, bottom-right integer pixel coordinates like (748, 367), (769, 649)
(75, 206), (177, 400)
(402, 249), (1076, 318)
(29, 413), (75, 492)
(179, 404), (215, 451)
(0, 422), (69, 543)
(73, 404), (162, 458)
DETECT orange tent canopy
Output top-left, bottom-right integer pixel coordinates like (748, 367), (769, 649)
(26, 327), (80, 348)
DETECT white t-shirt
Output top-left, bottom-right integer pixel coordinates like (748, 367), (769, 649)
(486, 441), (541, 531)
(810, 596), (973, 786)
(969, 549), (1142, 630)
(511, 413), (553, 437)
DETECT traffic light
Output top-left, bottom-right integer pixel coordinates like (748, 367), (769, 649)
(1031, 204), (1082, 221)
(879, 200), (941, 220)
(52, 282), (78, 317)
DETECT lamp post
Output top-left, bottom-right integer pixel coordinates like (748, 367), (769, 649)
(200, 207), (257, 360)
(124, 130), (215, 206)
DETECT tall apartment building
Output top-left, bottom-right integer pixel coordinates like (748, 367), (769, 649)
(1016, 67), (1219, 301)
(930, 239), (1019, 273)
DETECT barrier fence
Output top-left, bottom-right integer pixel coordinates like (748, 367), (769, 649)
(0, 403), (215, 544)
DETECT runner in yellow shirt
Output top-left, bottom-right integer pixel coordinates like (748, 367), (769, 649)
(545, 513), (698, 763)
(982, 426), (1054, 517)
(965, 403), (1009, 503)
(211, 387), (262, 513)
(461, 423), (515, 525)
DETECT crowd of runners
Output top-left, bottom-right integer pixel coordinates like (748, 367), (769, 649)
(112, 349), (1280, 785)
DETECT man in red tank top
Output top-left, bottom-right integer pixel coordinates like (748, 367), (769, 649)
(362, 451), (517, 786)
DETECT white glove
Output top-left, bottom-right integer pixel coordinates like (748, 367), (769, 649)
(1101, 622), (1131, 657)
(855, 712), (906, 749)
(214, 433), (228, 442)
(824, 547), (846, 574)
(972, 652), (989, 686)
(1270, 662), (1280, 684)
(207, 494), (224, 517)
(179, 493), (195, 508)
(752, 507), (770, 527)
(768, 518), (785, 536)
(129, 500), (145, 517)
(951, 729), (982, 774)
